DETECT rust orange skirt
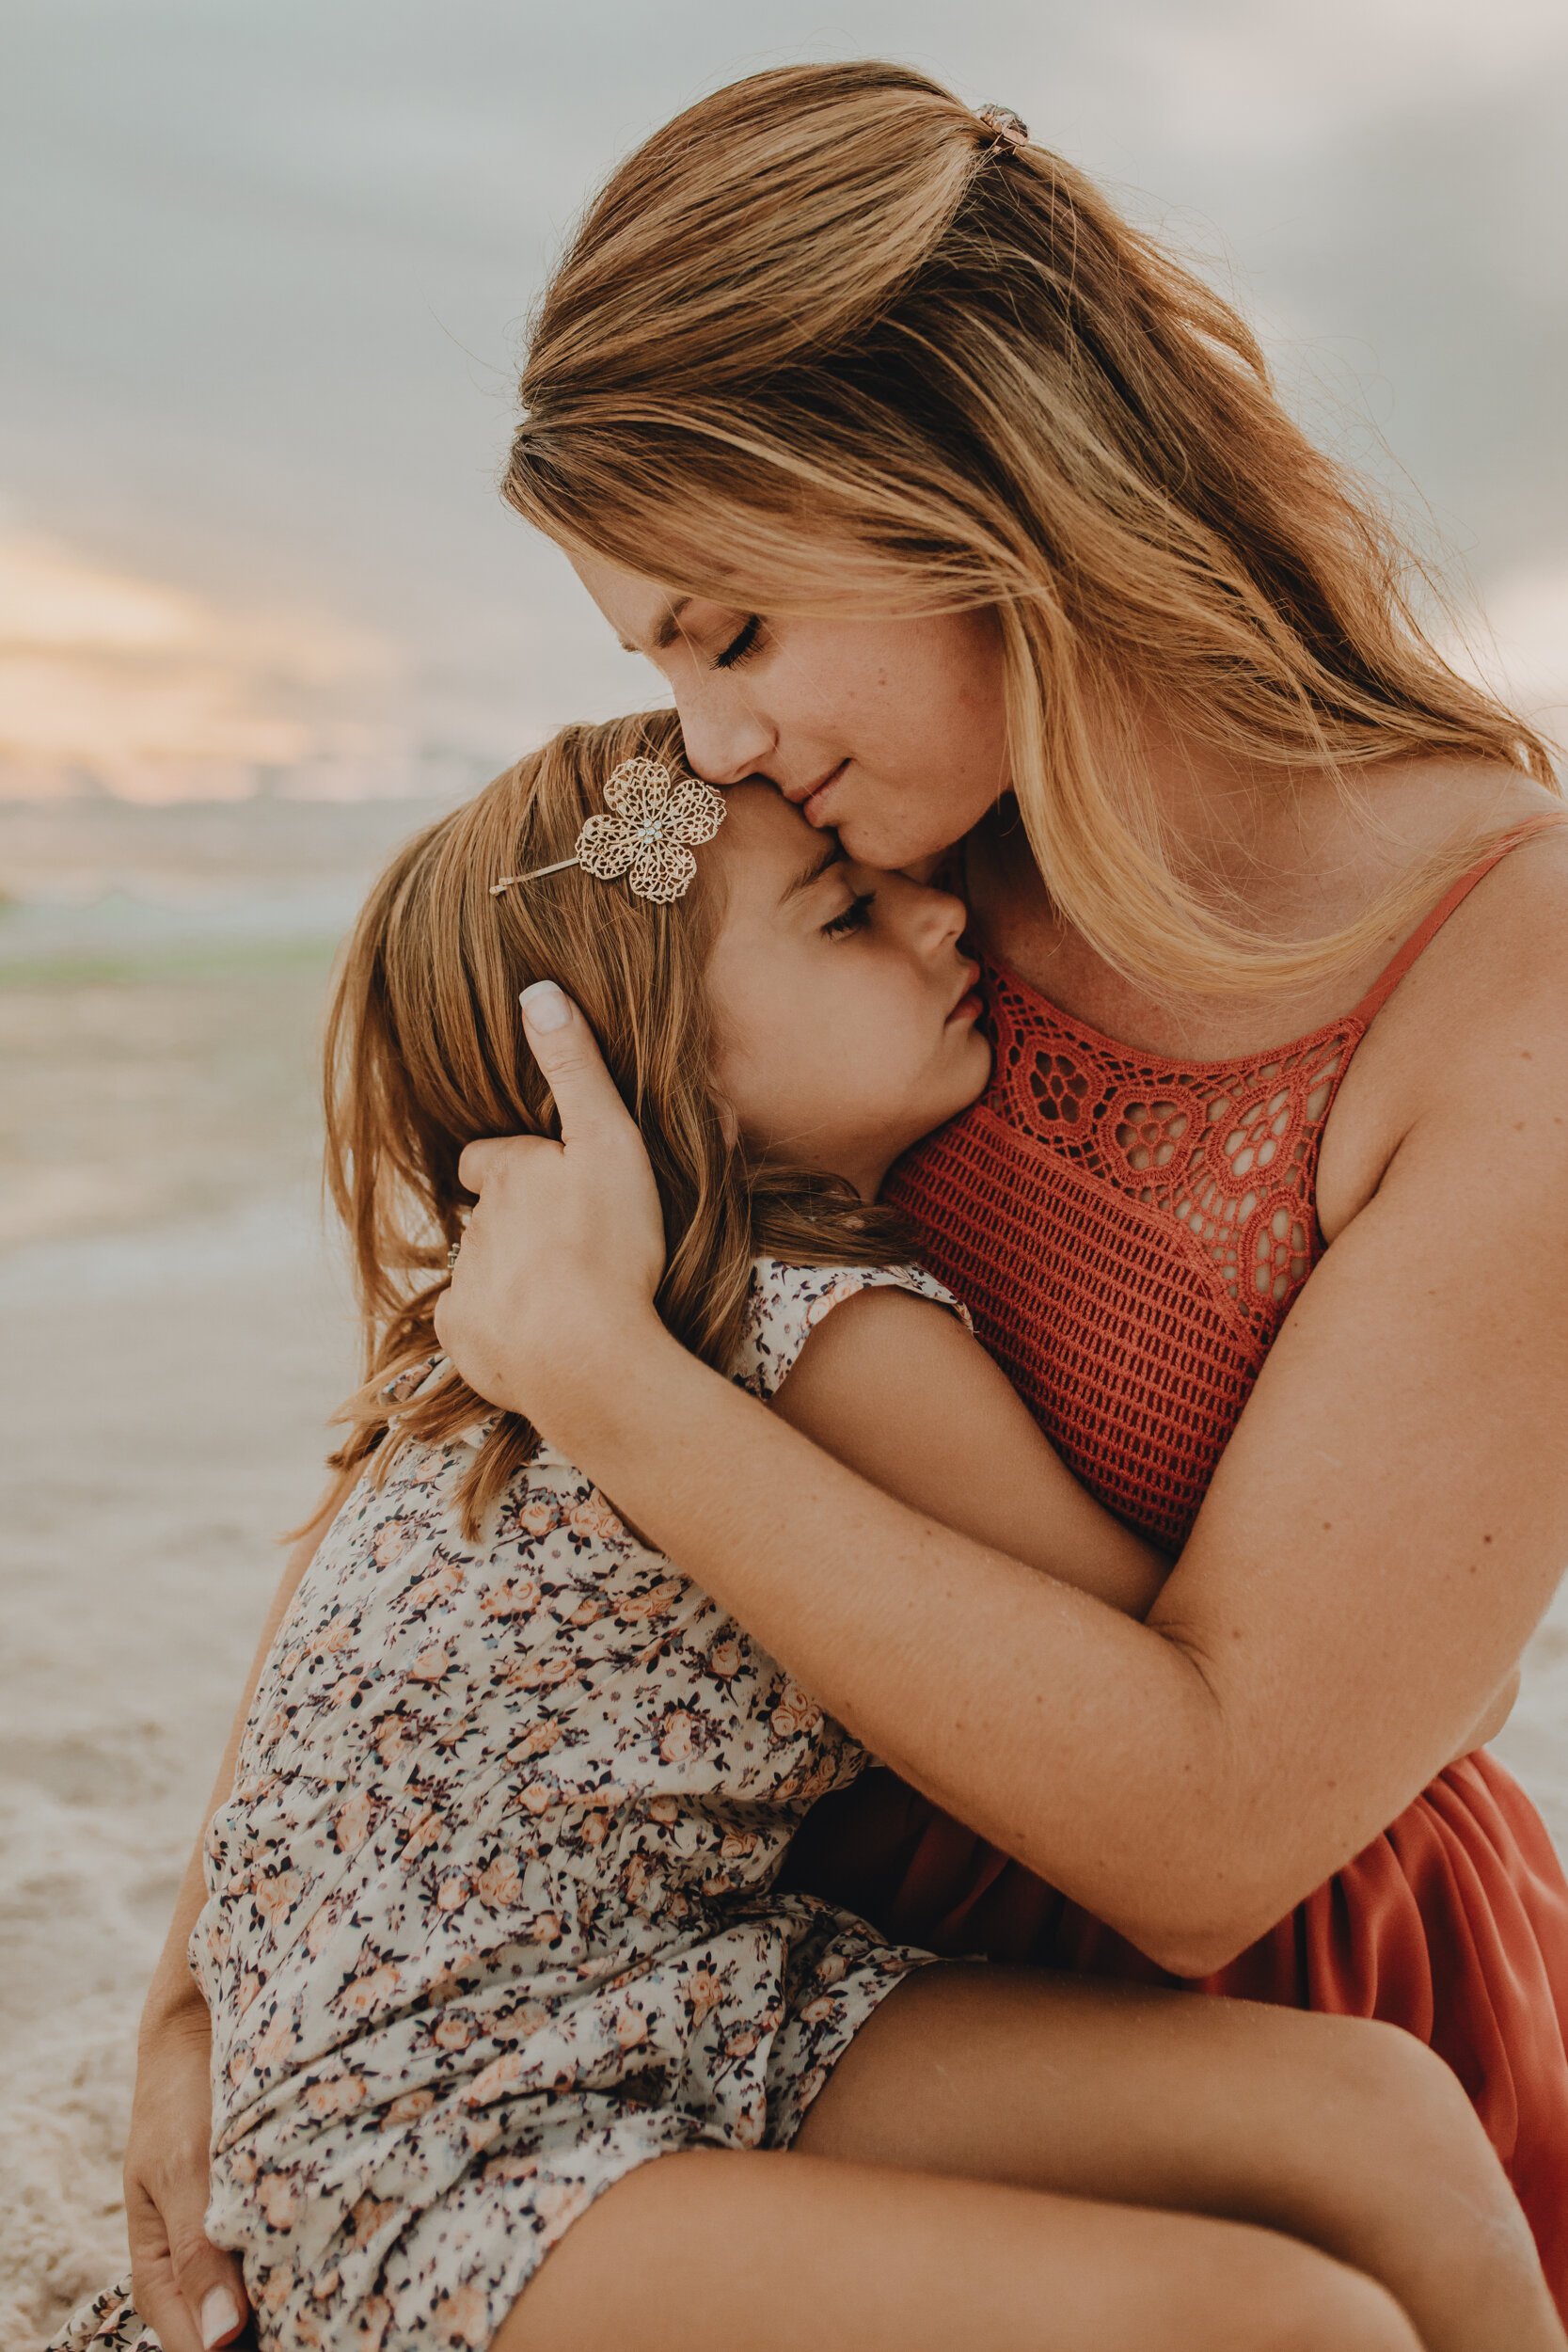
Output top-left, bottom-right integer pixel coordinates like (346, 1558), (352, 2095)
(781, 1751), (1568, 2309)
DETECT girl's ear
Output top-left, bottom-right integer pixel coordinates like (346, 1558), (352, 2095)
(714, 1092), (741, 1149)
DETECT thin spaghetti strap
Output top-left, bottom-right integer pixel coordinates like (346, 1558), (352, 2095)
(1349, 809), (1568, 1026)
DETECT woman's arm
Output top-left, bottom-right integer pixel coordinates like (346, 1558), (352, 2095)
(771, 1284), (1165, 1616)
(125, 1470), (355, 2352)
(774, 1284), (1513, 1746)
(436, 969), (1568, 1977)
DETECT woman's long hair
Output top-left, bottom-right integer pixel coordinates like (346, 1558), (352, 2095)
(323, 707), (903, 1531)
(506, 60), (1557, 995)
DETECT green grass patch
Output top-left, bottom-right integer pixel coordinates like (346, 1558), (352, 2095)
(0, 933), (341, 992)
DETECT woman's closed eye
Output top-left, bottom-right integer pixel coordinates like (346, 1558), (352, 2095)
(821, 889), (877, 940)
(713, 614), (764, 670)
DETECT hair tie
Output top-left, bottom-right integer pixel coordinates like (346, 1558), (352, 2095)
(975, 103), (1029, 153)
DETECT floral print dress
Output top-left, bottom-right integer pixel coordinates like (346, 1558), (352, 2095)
(56, 1259), (955, 2352)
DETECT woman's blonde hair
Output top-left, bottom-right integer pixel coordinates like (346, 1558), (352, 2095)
(506, 60), (1558, 994)
(324, 707), (901, 1531)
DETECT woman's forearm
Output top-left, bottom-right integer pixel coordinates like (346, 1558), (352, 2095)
(125, 1486), (351, 2352)
(141, 1824), (221, 2037)
(559, 1327), (1290, 1973)
(140, 1475), (352, 2036)
(438, 978), (1568, 1974)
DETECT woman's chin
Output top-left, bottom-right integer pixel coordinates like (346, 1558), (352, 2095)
(834, 808), (964, 874)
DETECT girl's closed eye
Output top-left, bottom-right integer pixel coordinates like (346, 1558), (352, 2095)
(822, 890), (877, 941)
(714, 613), (764, 670)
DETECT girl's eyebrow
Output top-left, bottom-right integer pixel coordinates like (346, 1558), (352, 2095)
(781, 841), (845, 906)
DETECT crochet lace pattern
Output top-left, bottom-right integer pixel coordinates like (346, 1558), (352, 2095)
(888, 814), (1568, 1552)
(885, 964), (1354, 1550)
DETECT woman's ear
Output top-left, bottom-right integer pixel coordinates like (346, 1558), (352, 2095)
(714, 1092), (741, 1148)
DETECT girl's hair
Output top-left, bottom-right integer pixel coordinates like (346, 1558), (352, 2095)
(506, 60), (1558, 996)
(324, 707), (902, 1530)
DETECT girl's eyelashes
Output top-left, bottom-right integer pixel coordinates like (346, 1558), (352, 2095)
(713, 614), (763, 671)
(821, 890), (876, 941)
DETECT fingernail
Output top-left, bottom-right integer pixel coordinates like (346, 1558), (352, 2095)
(519, 981), (570, 1033)
(200, 2287), (242, 2348)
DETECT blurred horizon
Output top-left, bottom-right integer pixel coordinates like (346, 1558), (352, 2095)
(3, 0), (1567, 808)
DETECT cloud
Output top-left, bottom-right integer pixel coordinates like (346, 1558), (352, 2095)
(1447, 560), (1568, 743)
(1106, 0), (1568, 160)
(3, 0), (1563, 799)
(0, 532), (396, 800)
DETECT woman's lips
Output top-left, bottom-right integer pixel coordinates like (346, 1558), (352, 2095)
(801, 760), (848, 827)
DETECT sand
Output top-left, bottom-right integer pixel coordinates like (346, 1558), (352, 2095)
(2, 798), (1565, 2348)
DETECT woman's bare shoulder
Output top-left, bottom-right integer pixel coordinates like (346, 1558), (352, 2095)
(1427, 818), (1568, 1120)
(1370, 796), (1568, 1056)
(1319, 801), (1568, 1239)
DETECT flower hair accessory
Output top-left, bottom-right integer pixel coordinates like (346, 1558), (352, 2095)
(975, 103), (1029, 151)
(490, 756), (726, 905)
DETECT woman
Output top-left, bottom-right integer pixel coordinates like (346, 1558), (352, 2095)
(124, 57), (1568, 2348)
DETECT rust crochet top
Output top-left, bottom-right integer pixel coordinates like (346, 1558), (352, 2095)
(782, 812), (1568, 2303)
(884, 810), (1568, 1552)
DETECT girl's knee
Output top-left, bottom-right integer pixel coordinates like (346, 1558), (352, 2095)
(1291, 2277), (1420, 2352)
(1240, 2248), (1419, 2352)
(1349, 2017), (1512, 2190)
(1307, 2013), (1477, 2143)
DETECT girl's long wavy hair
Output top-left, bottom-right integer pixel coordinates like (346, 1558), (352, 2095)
(507, 60), (1558, 996)
(324, 707), (903, 1533)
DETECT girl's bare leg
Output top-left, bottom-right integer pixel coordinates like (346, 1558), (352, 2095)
(793, 1964), (1563, 2352)
(497, 2144), (1415, 2352)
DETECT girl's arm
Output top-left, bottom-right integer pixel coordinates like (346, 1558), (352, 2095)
(770, 1284), (1165, 1616)
(436, 951), (1568, 1978)
(125, 1470), (355, 2352)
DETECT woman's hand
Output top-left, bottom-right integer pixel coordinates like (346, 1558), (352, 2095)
(124, 1996), (247, 2352)
(435, 982), (670, 1439)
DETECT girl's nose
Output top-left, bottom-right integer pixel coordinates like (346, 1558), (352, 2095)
(920, 884), (969, 950)
(868, 866), (971, 957)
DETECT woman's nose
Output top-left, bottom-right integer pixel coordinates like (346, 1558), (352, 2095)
(675, 682), (777, 787)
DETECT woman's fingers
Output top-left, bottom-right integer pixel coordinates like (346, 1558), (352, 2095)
(437, 988), (670, 1428)
(456, 1130), (553, 1200)
(124, 2004), (249, 2352)
(454, 987), (641, 1202)
(517, 979), (647, 1152)
(125, 2165), (249, 2352)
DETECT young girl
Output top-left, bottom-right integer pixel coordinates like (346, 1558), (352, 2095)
(62, 708), (1562, 2352)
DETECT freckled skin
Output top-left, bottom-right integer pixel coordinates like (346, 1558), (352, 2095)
(570, 550), (1011, 874)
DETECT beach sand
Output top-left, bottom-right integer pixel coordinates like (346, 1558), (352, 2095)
(2, 798), (1565, 2348)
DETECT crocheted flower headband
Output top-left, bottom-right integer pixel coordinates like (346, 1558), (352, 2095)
(490, 756), (727, 907)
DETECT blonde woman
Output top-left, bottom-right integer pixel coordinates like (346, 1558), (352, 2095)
(64, 724), (1568, 2352)
(437, 55), (1568, 2293)
(123, 57), (1568, 2346)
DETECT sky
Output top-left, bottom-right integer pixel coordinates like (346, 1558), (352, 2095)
(3, 0), (1565, 801)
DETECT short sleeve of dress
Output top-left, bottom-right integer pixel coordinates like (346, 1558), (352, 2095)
(731, 1258), (972, 1407)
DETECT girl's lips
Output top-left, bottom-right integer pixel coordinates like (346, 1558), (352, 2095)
(946, 960), (983, 1023)
(801, 760), (848, 827)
